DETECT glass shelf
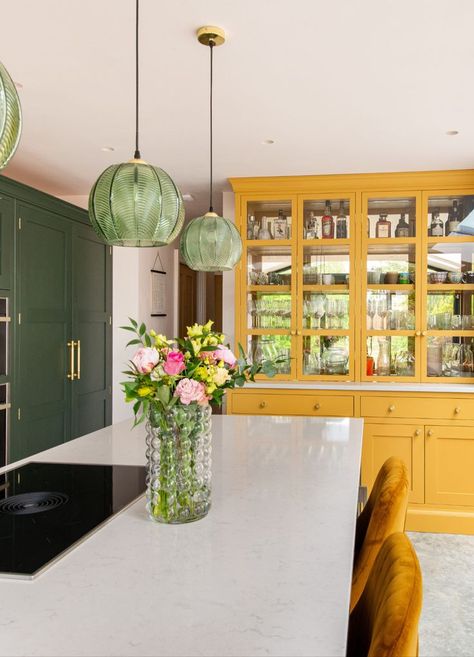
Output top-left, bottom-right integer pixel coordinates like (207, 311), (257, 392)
(246, 200), (292, 241)
(367, 197), (416, 239)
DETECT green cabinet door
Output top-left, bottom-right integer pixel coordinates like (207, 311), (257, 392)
(71, 223), (112, 439)
(0, 194), (14, 290)
(12, 203), (72, 461)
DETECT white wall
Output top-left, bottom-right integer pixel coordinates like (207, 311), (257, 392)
(222, 191), (236, 348)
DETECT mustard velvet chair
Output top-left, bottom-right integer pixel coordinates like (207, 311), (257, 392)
(347, 532), (423, 657)
(351, 457), (409, 611)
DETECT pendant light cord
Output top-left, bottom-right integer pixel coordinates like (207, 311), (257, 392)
(134, 0), (141, 160)
(209, 40), (214, 212)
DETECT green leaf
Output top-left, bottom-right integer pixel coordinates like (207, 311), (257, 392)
(144, 333), (152, 347)
(261, 361), (277, 378)
(139, 322), (146, 336)
(156, 385), (170, 406)
(126, 338), (142, 347)
(129, 318), (138, 328)
(120, 326), (137, 332)
(238, 343), (246, 360)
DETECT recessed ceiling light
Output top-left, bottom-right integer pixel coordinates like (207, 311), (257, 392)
(100, 146), (115, 152)
(263, 139), (275, 145)
(182, 193), (195, 202)
(446, 130), (459, 136)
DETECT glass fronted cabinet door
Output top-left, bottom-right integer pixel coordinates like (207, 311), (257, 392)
(362, 193), (421, 381)
(240, 197), (296, 379)
(422, 192), (474, 382)
(297, 194), (355, 380)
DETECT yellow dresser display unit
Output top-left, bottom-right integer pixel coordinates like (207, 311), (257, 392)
(228, 169), (474, 534)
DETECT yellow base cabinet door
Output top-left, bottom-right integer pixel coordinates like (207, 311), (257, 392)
(362, 423), (424, 503)
(425, 425), (474, 506)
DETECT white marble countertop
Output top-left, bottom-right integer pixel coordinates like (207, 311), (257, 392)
(239, 380), (474, 393)
(0, 415), (363, 657)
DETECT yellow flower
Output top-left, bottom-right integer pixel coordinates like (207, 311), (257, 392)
(204, 319), (214, 332)
(206, 383), (217, 395)
(195, 366), (208, 380)
(208, 336), (219, 346)
(190, 339), (201, 354)
(187, 323), (203, 338)
(137, 386), (154, 397)
(213, 367), (230, 386)
(154, 333), (170, 348)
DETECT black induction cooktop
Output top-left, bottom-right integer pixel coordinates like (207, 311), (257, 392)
(0, 461), (146, 579)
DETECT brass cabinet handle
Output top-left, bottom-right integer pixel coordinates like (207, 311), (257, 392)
(427, 429), (434, 437)
(414, 429), (421, 436)
(314, 403), (321, 410)
(67, 341), (76, 380)
(415, 330), (421, 337)
(388, 405), (396, 412)
(76, 340), (81, 380)
(454, 407), (461, 415)
(259, 401), (266, 409)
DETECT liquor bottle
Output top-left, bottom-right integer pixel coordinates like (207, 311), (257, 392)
(336, 202), (348, 238)
(430, 209), (444, 237)
(306, 211), (319, 239)
(445, 200), (461, 235)
(321, 200), (334, 239)
(375, 213), (391, 238)
(408, 213), (416, 237)
(395, 212), (410, 238)
(247, 215), (256, 240)
(257, 217), (272, 240)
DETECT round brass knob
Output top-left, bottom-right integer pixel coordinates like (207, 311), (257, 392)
(427, 429), (434, 437)
(388, 405), (396, 412)
(421, 330), (427, 336)
(290, 330), (296, 336)
(455, 407), (461, 415)
(314, 403), (321, 411)
(296, 330), (301, 336)
(415, 330), (421, 337)
(259, 401), (266, 409)
(415, 429), (421, 436)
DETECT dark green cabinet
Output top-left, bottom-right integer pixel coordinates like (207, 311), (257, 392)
(0, 176), (112, 463)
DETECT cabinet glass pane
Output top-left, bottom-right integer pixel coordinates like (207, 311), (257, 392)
(248, 335), (291, 374)
(427, 336), (474, 378)
(303, 245), (350, 285)
(246, 201), (292, 241)
(247, 291), (291, 330)
(302, 336), (349, 376)
(427, 195), (474, 237)
(427, 291), (474, 329)
(247, 245), (292, 286)
(367, 197), (416, 239)
(366, 336), (415, 377)
(427, 242), (474, 282)
(303, 291), (349, 329)
(367, 290), (415, 330)
(303, 199), (350, 240)
(367, 244), (416, 284)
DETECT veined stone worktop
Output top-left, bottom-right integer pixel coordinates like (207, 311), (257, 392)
(0, 415), (363, 657)
(241, 381), (474, 393)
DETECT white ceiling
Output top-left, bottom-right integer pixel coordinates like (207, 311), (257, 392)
(2, 0), (474, 216)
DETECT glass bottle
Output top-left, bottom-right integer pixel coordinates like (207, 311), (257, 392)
(336, 202), (348, 238)
(321, 200), (334, 239)
(247, 215), (256, 240)
(376, 337), (391, 376)
(375, 213), (391, 238)
(395, 212), (410, 238)
(408, 213), (416, 237)
(430, 209), (444, 237)
(257, 216), (272, 240)
(445, 200), (461, 235)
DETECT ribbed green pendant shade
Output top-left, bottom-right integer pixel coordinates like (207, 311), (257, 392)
(180, 211), (242, 272)
(0, 61), (22, 170)
(88, 160), (185, 247)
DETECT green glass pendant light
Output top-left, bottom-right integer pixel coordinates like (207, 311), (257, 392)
(180, 27), (242, 272)
(0, 60), (22, 170)
(89, 0), (184, 247)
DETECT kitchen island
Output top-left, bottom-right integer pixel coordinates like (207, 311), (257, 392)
(0, 415), (363, 657)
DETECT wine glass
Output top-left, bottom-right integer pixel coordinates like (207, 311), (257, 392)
(367, 297), (376, 330)
(313, 296), (326, 329)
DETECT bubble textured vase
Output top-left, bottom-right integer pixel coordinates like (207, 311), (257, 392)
(0, 61), (22, 170)
(180, 211), (242, 272)
(145, 404), (212, 523)
(89, 161), (185, 247)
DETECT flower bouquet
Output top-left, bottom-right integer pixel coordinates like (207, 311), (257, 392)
(122, 319), (283, 523)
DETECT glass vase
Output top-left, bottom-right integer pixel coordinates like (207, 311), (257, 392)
(145, 403), (212, 524)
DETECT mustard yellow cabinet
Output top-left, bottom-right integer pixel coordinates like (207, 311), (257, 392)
(361, 423), (424, 504)
(425, 425), (474, 506)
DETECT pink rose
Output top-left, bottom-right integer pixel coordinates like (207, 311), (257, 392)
(163, 350), (185, 376)
(175, 378), (209, 405)
(213, 345), (237, 367)
(132, 347), (159, 374)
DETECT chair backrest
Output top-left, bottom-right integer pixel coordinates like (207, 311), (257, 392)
(351, 457), (409, 611)
(347, 532), (422, 657)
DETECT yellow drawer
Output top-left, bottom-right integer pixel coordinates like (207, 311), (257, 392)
(231, 393), (354, 417)
(361, 396), (474, 420)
